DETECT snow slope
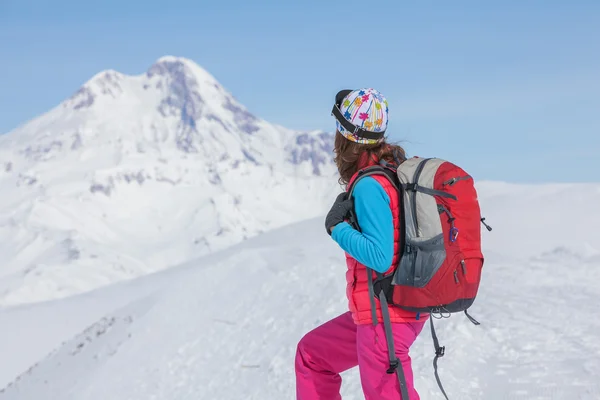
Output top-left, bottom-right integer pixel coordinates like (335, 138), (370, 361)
(0, 56), (339, 306)
(1, 181), (599, 399)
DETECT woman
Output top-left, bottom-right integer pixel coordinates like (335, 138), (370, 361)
(295, 88), (427, 399)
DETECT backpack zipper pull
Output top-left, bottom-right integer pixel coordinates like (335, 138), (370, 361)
(480, 217), (492, 231)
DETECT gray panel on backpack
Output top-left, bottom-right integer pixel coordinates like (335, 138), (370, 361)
(394, 157), (447, 288)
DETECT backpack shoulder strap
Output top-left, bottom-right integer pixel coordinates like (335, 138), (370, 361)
(347, 164), (400, 198)
(346, 163), (412, 400)
(346, 163), (400, 232)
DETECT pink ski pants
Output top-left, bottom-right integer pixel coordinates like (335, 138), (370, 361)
(295, 311), (426, 400)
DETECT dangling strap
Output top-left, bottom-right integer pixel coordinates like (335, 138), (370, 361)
(464, 310), (480, 325)
(367, 268), (409, 400)
(366, 268), (378, 326)
(429, 317), (450, 400)
(380, 287), (410, 400)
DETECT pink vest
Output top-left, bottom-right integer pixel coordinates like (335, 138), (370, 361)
(344, 160), (423, 325)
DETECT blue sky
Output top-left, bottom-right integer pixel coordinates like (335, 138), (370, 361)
(1, 0), (598, 183)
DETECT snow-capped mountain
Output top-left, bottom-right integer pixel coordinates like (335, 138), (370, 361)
(0, 56), (339, 306)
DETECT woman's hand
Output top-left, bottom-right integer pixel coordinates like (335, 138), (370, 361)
(325, 192), (354, 236)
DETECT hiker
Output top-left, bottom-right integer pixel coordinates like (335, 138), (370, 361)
(295, 88), (427, 399)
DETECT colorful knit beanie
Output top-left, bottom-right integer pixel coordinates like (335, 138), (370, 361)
(331, 88), (389, 145)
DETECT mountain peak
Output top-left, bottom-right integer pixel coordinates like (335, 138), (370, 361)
(143, 56), (262, 144)
(59, 56), (225, 116)
(147, 56), (220, 88)
(65, 69), (126, 110)
(154, 55), (200, 67)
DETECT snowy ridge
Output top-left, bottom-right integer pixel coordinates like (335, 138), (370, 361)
(0, 56), (339, 306)
(0, 181), (599, 399)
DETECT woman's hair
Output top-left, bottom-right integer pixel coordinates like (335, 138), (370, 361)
(333, 131), (407, 187)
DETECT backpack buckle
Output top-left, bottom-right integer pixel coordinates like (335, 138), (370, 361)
(449, 227), (459, 242)
(436, 346), (446, 358)
(386, 359), (399, 374)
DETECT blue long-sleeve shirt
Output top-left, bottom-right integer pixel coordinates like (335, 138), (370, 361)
(331, 177), (394, 273)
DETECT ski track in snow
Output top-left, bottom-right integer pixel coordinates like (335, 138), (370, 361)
(1, 180), (600, 399)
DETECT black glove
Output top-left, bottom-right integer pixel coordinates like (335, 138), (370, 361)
(325, 192), (354, 236)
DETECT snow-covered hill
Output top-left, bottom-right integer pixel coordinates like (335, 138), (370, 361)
(0, 56), (339, 306)
(0, 181), (599, 399)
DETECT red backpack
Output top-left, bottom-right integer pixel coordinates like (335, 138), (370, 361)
(347, 156), (492, 400)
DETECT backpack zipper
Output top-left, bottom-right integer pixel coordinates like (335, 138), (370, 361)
(480, 217), (493, 231)
(442, 175), (472, 186)
(453, 270), (459, 284)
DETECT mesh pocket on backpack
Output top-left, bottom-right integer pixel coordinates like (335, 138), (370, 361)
(394, 233), (446, 288)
